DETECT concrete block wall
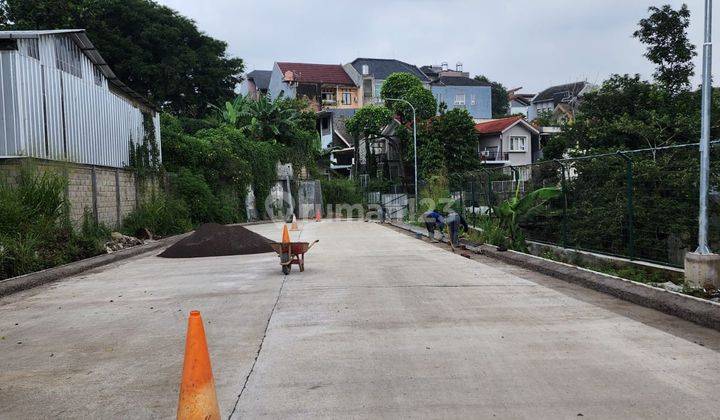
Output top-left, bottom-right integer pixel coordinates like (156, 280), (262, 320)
(66, 166), (94, 224)
(0, 158), (157, 230)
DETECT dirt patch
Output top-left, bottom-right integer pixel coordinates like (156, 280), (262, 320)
(158, 223), (274, 258)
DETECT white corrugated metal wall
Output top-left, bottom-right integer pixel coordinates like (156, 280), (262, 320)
(0, 34), (160, 168)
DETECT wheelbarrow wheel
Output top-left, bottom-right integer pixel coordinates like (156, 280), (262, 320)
(281, 252), (291, 275)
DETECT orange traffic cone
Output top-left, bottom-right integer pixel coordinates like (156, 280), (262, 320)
(290, 214), (299, 231)
(177, 311), (220, 420)
(281, 224), (291, 243)
(315, 209), (322, 222)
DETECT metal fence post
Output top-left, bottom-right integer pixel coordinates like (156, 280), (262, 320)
(470, 177), (476, 227)
(555, 160), (569, 248)
(617, 152), (635, 260)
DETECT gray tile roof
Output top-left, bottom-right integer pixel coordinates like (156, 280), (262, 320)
(431, 76), (491, 87)
(534, 82), (588, 103)
(246, 70), (272, 91)
(350, 58), (430, 82)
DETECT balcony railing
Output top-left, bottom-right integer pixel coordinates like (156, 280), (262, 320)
(479, 147), (509, 162)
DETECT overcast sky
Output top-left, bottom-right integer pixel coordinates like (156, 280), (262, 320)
(156, 0), (718, 93)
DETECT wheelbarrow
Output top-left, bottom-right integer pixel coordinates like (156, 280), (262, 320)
(270, 240), (319, 275)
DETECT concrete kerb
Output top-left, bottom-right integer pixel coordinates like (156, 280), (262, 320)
(0, 221), (274, 298)
(388, 221), (720, 332)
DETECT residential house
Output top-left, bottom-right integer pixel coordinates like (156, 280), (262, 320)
(527, 81), (594, 122)
(420, 62), (492, 120)
(240, 69), (272, 98)
(430, 76), (491, 120)
(267, 61), (360, 111)
(475, 116), (540, 178)
(507, 87), (534, 116)
(348, 58), (430, 103)
(0, 30), (160, 168)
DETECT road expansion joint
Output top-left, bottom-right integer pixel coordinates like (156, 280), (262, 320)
(227, 275), (287, 419)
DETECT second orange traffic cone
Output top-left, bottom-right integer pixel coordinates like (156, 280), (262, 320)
(315, 209), (322, 222)
(177, 311), (220, 420)
(281, 224), (291, 243)
(290, 214), (299, 231)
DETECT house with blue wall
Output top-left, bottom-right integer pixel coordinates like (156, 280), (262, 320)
(429, 76), (492, 120)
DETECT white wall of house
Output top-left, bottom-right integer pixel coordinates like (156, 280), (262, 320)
(0, 32), (160, 168)
(500, 124), (533, 166)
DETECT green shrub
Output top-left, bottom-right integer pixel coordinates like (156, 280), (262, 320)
(321, 179), (362, 205)
(122, 193), (192, 237)
(0, 167), (111, 279)
(171, 168), (216, 224)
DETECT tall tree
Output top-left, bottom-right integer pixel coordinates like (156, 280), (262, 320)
(475, 75), (509, 117)
(422, 108), (479, 177)
(380, 73), (437, 122)
(0, 0), (243, 117)
(633, 4), (696, 94)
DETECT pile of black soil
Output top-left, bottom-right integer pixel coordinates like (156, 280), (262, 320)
(159, 223), (274, 258)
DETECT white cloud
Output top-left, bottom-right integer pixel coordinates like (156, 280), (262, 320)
(157, 0), (719, 93)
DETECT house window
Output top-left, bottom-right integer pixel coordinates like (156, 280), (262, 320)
(375, 82), (383, 97)
(342, 90), (352, 105)
(54, 37), (82, 78)
(471, 94), (477, 105)
(321, 89), (336, 105)
(509, 136), (527, 152)
(93, 66), (103, 86)
(363, 79), (373, 99)
(454, 94), (466, 106)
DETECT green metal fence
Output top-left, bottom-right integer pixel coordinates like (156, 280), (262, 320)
(453, 142), (720, 268)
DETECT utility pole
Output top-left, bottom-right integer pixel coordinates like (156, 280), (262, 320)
(697, 0), (713, 255)
(686, 0), (720, 289)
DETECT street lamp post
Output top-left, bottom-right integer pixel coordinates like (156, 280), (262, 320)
(697, 0), (713, 255)
(686, 0), (720, 289)
(383, 98), (418, 213)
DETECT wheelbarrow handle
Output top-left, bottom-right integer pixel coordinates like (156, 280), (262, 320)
(307, 239), (320, 250)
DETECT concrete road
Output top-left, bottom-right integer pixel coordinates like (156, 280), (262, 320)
(1, 221), (719, 419)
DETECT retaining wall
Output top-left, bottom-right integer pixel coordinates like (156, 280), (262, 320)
(0, 158), (158, 229)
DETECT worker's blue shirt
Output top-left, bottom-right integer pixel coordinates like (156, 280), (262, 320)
(423, 211), (444, 224)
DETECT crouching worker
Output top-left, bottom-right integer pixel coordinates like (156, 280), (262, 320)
(445, 210), (469, 248)
(422, 209), (445, 241)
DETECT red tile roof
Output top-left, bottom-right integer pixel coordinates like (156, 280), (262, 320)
(474, 116), (523, 135)
(276, 62), (355, 86)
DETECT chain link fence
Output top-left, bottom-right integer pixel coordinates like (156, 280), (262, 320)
(453, 142), (720, 267)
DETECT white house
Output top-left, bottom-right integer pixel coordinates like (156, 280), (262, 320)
(0, 30), (160, 168)
(475, 116), (540, 180)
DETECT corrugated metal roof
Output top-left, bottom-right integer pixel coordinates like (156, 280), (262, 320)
(0, 29), (157, 111)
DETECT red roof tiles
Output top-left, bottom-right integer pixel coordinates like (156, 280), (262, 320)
(474, 116), (523, 135)
(276, 62), (355, 86)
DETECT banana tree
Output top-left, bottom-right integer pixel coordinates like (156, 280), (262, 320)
(493, 182), (561, 249)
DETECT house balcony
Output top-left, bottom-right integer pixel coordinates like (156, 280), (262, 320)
(479, 147), (509, 163)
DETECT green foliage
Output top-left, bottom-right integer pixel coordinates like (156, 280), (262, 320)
(171, 168), (218, 224)
(122, 192), (192, 237)
(467, 217), (509, 248)
(210, 94), (301, 143)
(555, 73), (710, 155)
(0, 167), (110, 280)
(474, 75), (509, 117)
(320, 179), (362, 205)
(493, 183), (561, 251)
(418, 175), (451, 215)
(380, 73), (437, 122)
(425, 108), (479, 177)
(0, 0), (244, 117)
(346, 105), (393, 138)
(634, 4), (696, 94)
